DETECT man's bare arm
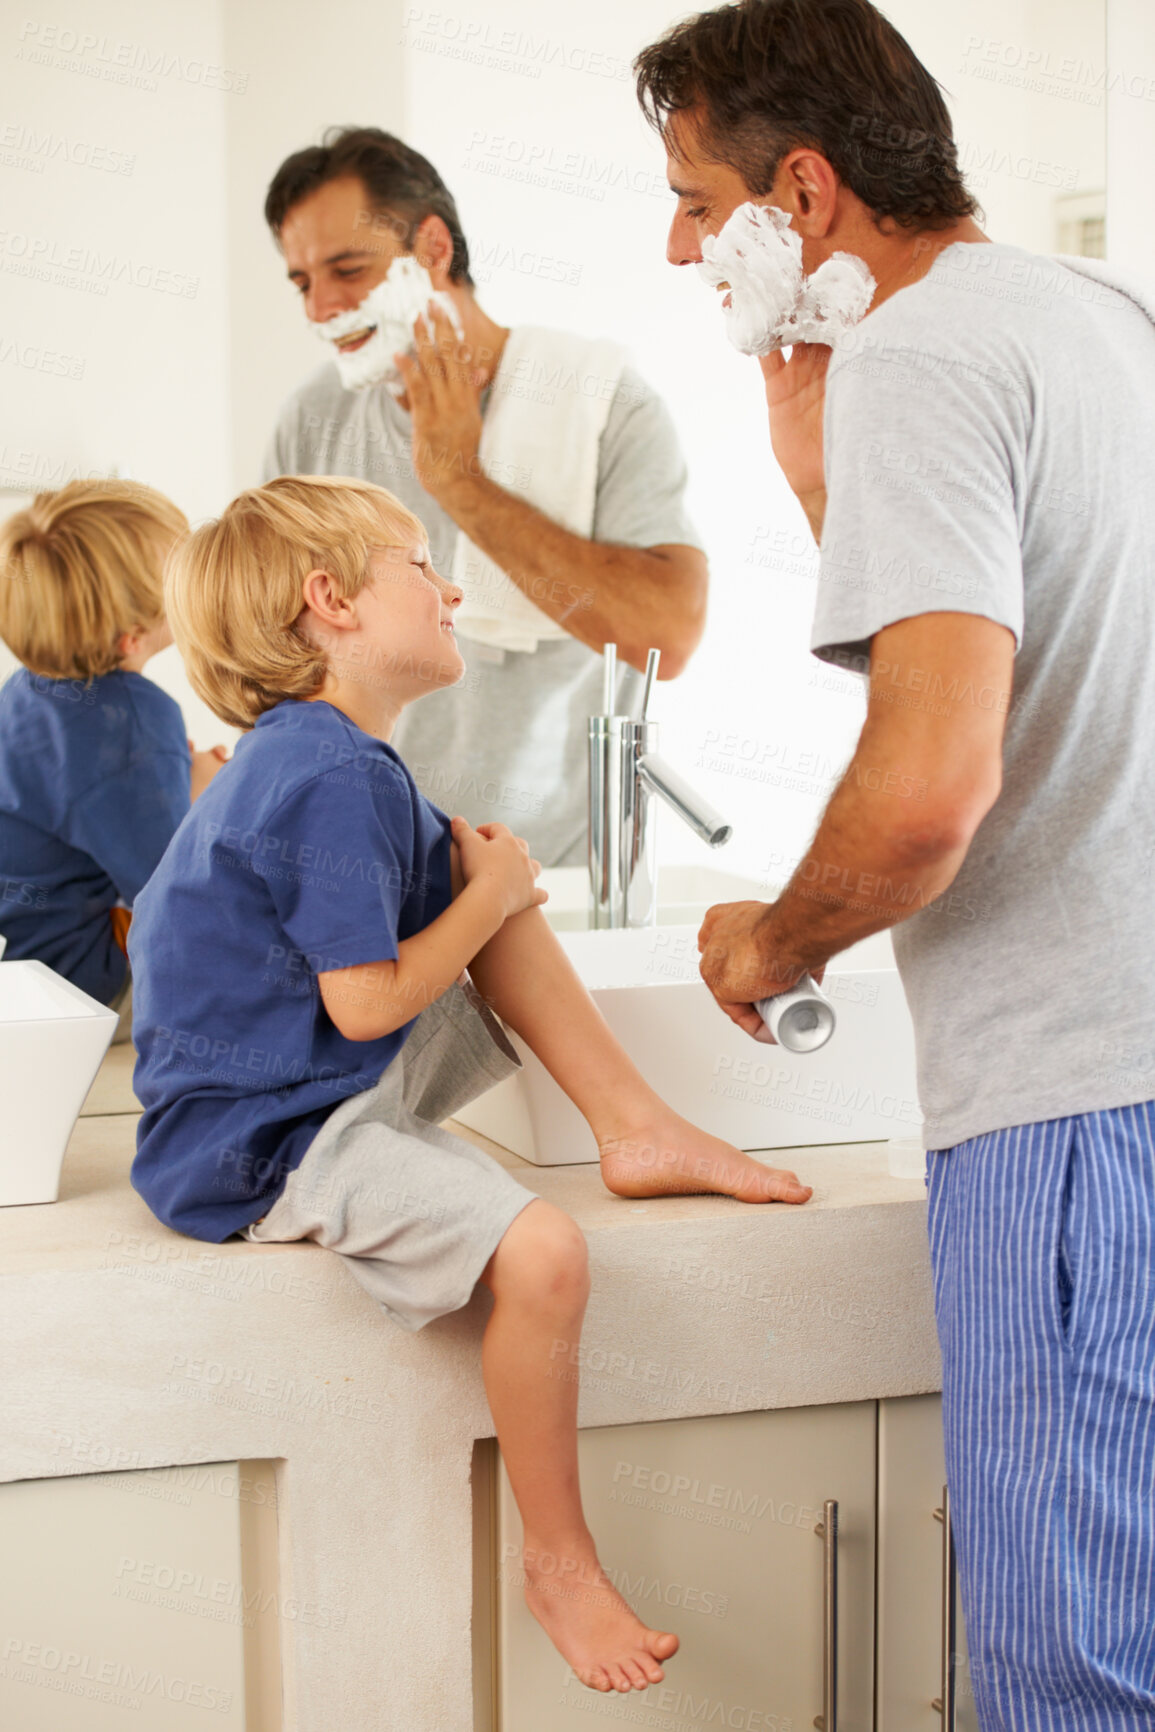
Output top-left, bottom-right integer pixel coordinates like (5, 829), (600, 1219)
(436, 472), (707, 676)
(699, 612), (1015, 1031)
(394, 305), (707, 676)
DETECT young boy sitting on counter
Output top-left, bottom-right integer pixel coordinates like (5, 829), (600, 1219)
(128, 474), (811, 1693)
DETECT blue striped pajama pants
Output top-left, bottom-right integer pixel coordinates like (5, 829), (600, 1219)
(926, 1103), (1155, 1730)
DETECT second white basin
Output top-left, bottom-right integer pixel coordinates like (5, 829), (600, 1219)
(454, 919), (922, 1165)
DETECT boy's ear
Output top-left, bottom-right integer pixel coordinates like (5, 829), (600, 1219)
(300, 568), (358, 633)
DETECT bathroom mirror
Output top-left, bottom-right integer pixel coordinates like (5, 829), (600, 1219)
(0, 0), (1107, 875)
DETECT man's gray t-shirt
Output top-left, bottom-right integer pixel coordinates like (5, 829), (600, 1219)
(813, 242), (1155, 1149)
(263, 356), (702, 866)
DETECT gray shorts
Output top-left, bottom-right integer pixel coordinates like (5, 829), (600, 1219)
(241, 977), (536, 1331)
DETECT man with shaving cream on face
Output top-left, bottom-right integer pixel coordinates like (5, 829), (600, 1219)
(636, 2), (1155, 1728)
(262, 127), (708, 865)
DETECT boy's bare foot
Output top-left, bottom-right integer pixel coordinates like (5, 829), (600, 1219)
(598, 1109), (812, 1204)
(522, 1539), (678, 1693)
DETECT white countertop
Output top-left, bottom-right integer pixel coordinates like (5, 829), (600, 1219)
(1, 1046), (940, 1731)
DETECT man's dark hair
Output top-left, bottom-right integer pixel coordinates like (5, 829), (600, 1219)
(264, 126), (474, 286)
(634, 0), (978, 231)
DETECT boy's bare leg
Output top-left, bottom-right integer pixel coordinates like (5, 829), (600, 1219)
(467, 907), (812, 1205)
(478, 1199), (679, 1693)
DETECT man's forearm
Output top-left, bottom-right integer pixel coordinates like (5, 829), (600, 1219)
(699, 612), (1011, 1019)
(437, 471), (705, 674)
(759, 765), (974, 977)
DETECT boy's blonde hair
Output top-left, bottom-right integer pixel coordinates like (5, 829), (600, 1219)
(164, 475), (427, 730)
(0, 479), (188, 679)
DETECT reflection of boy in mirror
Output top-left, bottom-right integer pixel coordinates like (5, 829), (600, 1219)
(261, 128), (709, 868)
(129, 473), (810, 1695)
(637, 1), (1155, 1727)
(0, 481), (228, 1038)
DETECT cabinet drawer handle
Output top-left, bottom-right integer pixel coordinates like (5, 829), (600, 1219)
(813, 1497), (838, 1732)
(932, 1483), (958, 1728)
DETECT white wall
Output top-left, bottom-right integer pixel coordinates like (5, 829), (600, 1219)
(0, 2), (231, 517)
(1106, 0), (1155, 282)
(220, 0), (409, 493)
(0, 1), (232, 739)
(927, 0), (1107, 251)
(0, 0), (409, 509)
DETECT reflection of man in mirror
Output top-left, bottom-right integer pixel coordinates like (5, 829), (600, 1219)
(637, 1), (1155, 1726)
(261, 128), (708, 865)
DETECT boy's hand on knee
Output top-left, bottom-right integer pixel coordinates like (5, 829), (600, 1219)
(450, 815), (548, 922)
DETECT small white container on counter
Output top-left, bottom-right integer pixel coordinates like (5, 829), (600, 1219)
(0, 960), (117, 1205)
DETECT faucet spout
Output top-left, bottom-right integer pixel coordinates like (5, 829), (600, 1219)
(637, 753), (732, 849)
(588, 644), (732, 929)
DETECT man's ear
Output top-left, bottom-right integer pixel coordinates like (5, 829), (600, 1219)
(299, 569), (359, 634)
(410, 213), (456, 290)
(773, 148), (839, 238)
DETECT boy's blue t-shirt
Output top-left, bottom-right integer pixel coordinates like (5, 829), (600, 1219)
(129, 700), (455, 1242)
(0, 668), (191, 1003)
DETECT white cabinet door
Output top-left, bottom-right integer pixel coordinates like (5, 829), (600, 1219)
(0, 1461), (280, 1732)
(877, 1395), (977, 1732)
(493, 1401), (876, 1732)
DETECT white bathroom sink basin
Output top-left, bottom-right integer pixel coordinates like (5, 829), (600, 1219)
(538, 863), (773, 931)
(0, 960), (117, 1204)
(455, 904), (923, 1165)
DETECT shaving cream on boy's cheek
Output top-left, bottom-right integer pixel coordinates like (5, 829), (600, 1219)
(698, 202), (876, 355)
(315, 256), (464, 395)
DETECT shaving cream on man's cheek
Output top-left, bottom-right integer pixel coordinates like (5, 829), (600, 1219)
(314, 255), (464, 394)
(698, 203), (803, 354)
(698, 202), (875, 355)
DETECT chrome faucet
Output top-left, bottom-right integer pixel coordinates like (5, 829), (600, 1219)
(588, 644), (732, 929)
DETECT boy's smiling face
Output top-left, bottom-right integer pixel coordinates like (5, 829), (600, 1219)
(357, 542), (465, 699)
(299, 535), (465, 740)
